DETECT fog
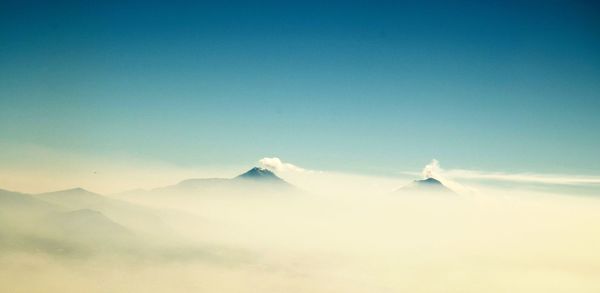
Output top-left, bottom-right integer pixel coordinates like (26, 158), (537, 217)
(1, 171), (600, 292)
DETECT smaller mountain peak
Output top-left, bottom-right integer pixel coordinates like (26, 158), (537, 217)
(415, 177), (443, 185)
(250, 167), (270, 172)
(395, 176), (455, 195)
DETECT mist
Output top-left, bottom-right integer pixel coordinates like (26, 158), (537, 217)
(1, 168), (600, 293)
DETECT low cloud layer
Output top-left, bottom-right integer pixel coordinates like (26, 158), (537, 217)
(2, 157), (600, 293)
(3, 175), (600, 293)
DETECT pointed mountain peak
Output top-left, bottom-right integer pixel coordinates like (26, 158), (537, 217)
(395, 177), (456, 195)
(414, 177), (443, 185)
(236, 167), (281, 181)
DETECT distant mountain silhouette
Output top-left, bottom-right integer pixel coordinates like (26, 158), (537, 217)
(34, 187), (167, 237)
(235, 167), (287, 183)
(40, 187), (97, 196)
(0, 188), (58, 210)
(36, 188), (106, 208)
(395, 177), (456, 195)
(124, 167), (296, 200)
(0, 186), (171, 255)
(177, 167), (291, 188)
(45, 209), (133, 238)
(414, 177), (444, 186)
(0, 188), (60, 220)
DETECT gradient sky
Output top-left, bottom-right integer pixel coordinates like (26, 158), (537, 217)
(1, 0), (600, 177)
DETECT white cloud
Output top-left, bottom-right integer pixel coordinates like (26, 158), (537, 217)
(422, 159), (442, 179)
(416, 159), (474, 194)
(259, 157), (311, 173)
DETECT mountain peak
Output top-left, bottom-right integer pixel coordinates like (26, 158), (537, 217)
(236, 167), (281, 181)
(415, 177), (443, 185)
(395, 177), (455, 195)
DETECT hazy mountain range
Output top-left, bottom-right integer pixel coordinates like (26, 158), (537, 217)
(2, 166), (598, 293)
(0, 166), (453, 257)
(0, 167), (293, 257)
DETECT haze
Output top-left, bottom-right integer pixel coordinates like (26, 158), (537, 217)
(1, 1), (599, 292)
(1, 160), (599, 292)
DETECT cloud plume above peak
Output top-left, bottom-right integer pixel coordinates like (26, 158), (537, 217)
(422, 159), (442, 179)
(259, 157), (312, 173)
(409, 159), (600, 190)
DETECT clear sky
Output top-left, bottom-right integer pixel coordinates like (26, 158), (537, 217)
(1, 0), (600, 180)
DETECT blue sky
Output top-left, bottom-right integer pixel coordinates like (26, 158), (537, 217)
(1, 0), (600, 177)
